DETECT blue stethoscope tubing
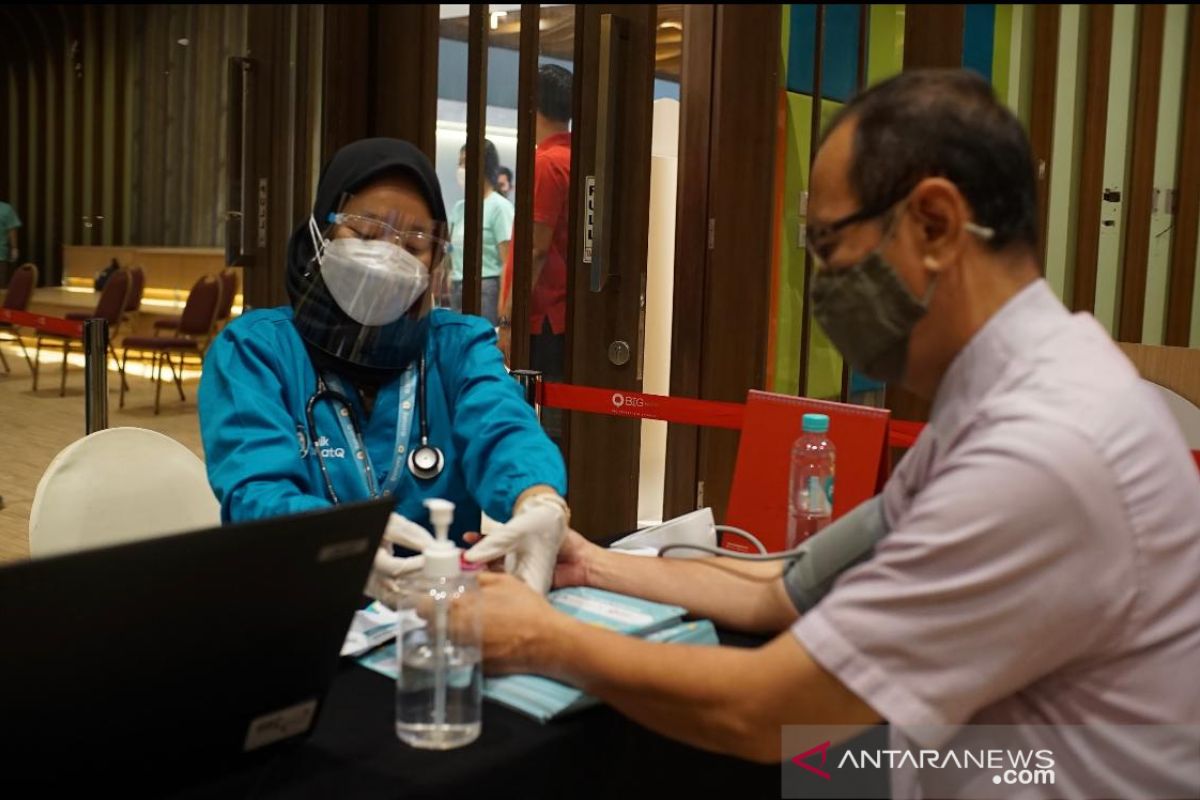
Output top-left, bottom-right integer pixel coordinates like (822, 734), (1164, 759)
(305, 355), (444, 505)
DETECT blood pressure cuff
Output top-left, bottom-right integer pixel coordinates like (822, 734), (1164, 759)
(781, 495), (890, 613)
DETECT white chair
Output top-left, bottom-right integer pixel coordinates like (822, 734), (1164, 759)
(1148, 381), (1200, 450)
(29, 427), (220, 557)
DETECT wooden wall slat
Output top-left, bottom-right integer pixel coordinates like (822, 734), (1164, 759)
(509, 4), (541, 371)
(111, 4), (126, 247)
(903, 4), (966, 70)
(797, 3), (824, 397)
(68, 5), (85, 247)
(1030, 4), (1060, 268)
(1071, 5), (1113, 314)
(1165, 6), (1200, 346)
(1117, 4), (1166, 342)
(10, 9), (31, 265)
(89, 4), (104, 246)
(462, 5), (488, 318)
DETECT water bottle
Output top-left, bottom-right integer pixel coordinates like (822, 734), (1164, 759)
(787, 413), (835, 549)
(396, 499), (482, 750)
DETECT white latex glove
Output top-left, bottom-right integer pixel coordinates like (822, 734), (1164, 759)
(364, 513), (436, 609)
(464, 492), (569, 594)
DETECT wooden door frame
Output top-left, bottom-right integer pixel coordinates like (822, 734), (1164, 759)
(663, 4), (717, 519)
(565, 4), (657, 538)
(1165, 6), (1200, 346)
(663, 4), (781, 522)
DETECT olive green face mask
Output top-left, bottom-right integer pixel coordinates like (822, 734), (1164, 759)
(810, 250), (932, 385)
(809, 192), (994, 385)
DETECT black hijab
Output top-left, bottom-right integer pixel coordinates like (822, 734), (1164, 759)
(286, 138), (448, 383)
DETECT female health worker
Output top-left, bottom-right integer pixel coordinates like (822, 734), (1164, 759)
(198, 138), (568, 607)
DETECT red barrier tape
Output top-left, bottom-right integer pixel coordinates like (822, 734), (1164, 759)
(0, 308), (84, 339)
(538, 385), (1200, 472)
(541, 383), (745, 430)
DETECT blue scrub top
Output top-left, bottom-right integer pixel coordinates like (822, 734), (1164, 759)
(197, 307), (566, 543)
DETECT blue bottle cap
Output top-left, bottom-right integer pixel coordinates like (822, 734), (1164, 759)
(802, 413), (830, 434)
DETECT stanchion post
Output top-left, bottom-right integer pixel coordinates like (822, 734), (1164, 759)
(510, 369), (543, 422)
(83, 318), (109, 435)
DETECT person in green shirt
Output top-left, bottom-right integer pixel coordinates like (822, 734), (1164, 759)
(0, 199), (22, 288)
(448, 140), (513, 327)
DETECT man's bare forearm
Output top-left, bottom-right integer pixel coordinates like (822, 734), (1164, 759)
(586, 547), (797, 634)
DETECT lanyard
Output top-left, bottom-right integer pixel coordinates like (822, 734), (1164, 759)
(322, 367), (418, 498)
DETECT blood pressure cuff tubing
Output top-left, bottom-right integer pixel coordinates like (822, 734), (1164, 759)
(781, 495), (889, 613)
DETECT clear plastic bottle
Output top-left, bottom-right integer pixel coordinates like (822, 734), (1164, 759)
(395, 499), (482, 750)
(787, 413), (836, 549)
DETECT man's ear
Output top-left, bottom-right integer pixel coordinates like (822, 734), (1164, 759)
(908, 177), (970, 265)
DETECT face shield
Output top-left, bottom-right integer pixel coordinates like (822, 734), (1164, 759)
(292, 193), (452, 370)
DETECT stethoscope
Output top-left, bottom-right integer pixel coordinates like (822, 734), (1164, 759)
(304, 354), (445, 505)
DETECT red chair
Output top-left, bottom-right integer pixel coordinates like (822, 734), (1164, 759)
(0, 262), (38, 374)
(153, 268), (238, 335)
(34, 268), (130, 396)
(67, 265), (144, 326)
(725, 391), (891, 552)
(120, 274), (223, 414)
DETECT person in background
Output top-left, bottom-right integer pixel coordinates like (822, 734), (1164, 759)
(449, 139), (513, 327)
(468, 70), (1200, 798)
(496, 166), (514, 199)
(0, 198), (22, 288)
(198, 138), (568, 606)
(498, 64), (573, 448)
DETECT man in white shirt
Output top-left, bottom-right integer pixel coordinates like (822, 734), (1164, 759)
(469, 69), (1200, 797)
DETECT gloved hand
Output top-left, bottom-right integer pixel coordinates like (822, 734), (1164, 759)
(464, 492), (569, 594)
(364, 513), (436, 609)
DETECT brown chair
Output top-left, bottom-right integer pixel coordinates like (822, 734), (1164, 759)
(34, 268), (130, 396)
(0, 262), (38, 374)
(120, 274), (223, 414)
(154, 268), (238, 335)
(67, 265), (144, 325)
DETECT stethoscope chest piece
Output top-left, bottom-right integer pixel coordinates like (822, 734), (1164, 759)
(408, 444), (445, 481)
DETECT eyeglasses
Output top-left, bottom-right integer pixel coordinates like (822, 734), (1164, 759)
(805, 202), (897, 270)
(805, 197), (995, 270)
(327, 212), (450, 258)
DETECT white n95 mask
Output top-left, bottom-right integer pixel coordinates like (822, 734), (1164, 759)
(317, 237), (430, 327)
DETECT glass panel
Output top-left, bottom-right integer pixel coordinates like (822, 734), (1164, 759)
(493, 4), (575, 452)
(434, 5), (471, 314)
(438, 4), (575, 450)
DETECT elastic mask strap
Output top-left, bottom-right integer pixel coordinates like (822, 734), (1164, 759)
(965, 221), (995, 242)
(918, 222), (992, 306)
(308, 215), (326, 262)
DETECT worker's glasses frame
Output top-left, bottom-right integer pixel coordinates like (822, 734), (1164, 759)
(327, 212), (452, 263)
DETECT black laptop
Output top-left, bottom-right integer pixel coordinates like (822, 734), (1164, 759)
(0, 497), (393, 790)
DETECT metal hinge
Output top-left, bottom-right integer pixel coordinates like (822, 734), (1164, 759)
(696, 480), (705, 508)
(707, 218), (715, 250)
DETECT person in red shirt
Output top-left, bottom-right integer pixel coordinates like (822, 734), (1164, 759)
(498, 65), (572, 446)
